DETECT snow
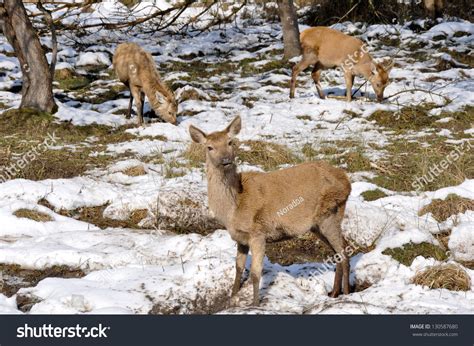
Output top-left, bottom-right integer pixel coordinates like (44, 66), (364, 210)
(0, 294), (21, 314)
(0, 3), (473, 315)
(76, 52), (111, 67)
(449, 216), (474, 262)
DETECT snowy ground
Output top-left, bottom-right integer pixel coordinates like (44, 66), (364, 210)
(0, 2), (473, 314)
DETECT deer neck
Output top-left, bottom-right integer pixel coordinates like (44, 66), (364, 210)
(206, 162), (241, 227)
(354, 52), (374, 80)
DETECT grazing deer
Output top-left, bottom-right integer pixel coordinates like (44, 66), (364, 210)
(290, 27), (393, 102)
(189, 116), (352, 306)
(113, 43), (177, 125)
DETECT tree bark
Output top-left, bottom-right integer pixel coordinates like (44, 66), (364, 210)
(1, 0), (57, 113)
(277, 0), (301, 60)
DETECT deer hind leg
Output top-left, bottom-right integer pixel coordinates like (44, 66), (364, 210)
(249, 236), (265, 306)
(311, 63), (325, 99)
(290, 54), (316, 99)
(319, 211), (350, 297)
(232, 243), (249, 297)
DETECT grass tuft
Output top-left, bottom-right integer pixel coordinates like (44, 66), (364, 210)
(122, 165), (146, 177)
(412, 264), (471, 291)
(238, 140), (301, 171)
(419, 194), (474, 222)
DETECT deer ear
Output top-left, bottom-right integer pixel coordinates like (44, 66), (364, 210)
(156, 91), (166, 104)
(370, 62), (378, 75)
(189, 125), (207, 144)
(382, 57), (394, 72)
(226, 116), (241, 137)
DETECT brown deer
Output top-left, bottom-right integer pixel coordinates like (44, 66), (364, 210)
(189, 116), (352, 306)
(113, 43), (177, 125)
(290, 27), (393, 102)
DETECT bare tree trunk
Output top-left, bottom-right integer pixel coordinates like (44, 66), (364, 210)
(277, 0), (301, 60)
(0, 0), (57, 113)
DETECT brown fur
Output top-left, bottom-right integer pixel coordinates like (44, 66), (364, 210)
(113, 42), (177, 125)
(424, 0), (444, 18)
(189, 116), (352, 306)
(290, 27), (393, 102)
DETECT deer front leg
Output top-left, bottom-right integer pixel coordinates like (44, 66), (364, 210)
(290, 59), (311, 99)
(344, 72), (354, 102)
(127, 93), (133, 119)
(249, 236), (265, 306)
(232, 243), (249, 296)
(130, 85), (143, 125)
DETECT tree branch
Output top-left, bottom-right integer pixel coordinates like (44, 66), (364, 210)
(36, 0), (57, 78)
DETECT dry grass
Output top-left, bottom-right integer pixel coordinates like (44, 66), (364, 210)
(239, 140), (301, 171)
(0, 263), (84, 302)
(181, 142), (205, 168)
(122, 165), (146, 176)
(13, 209), (53, 222)
(372, 138), (473, 192)
(266, 233), (333, 266)
(0, 108), (137, 180)
(46, 203), (151, 230)
(419, 194), (474, 222)
(412, 264), (471, 291)
(368, 105), (438, 131)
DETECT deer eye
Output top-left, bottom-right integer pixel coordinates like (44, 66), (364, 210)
(228, 140), (233, 146)
(207, 146), (214, 151)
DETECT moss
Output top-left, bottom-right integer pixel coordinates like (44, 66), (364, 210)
(361, 189), (388, 201)
(382, 242), (448, 266)
(56, 75), (90, 91)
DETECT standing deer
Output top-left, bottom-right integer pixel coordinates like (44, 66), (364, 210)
(290, 27), (393, 102)
(189, 116), (352, 306)
(113, 43), (177, 125)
